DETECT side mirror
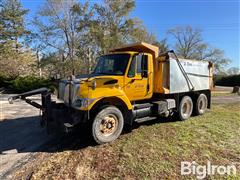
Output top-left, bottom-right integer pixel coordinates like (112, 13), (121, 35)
(141, 70), (148, 78)
(140, 55), (148, 78)
(128, 73), (135, 78)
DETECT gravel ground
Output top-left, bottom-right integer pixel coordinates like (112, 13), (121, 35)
(0, 95), (57, 179)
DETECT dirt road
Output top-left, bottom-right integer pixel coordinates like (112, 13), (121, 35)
(212, 95), (240, 104)
(0, 93), (239, 179)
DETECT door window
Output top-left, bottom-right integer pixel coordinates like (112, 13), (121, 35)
(127, 54), (148, 77)
(141, 55), (148, 77)
(128, 58), (136, 77)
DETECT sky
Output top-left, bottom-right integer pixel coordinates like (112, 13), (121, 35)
(21, 0), (239, 68)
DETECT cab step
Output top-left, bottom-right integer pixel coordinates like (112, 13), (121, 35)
(133, 103), (153, 110)
(64, 123), (74, 133)
(134, 116), (157, 123)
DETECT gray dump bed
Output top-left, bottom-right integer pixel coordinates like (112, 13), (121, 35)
(169, 58), (213, 94)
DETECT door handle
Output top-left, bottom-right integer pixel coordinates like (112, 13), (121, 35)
(130, 77), (142, 83)
(130, 79), (135, 83)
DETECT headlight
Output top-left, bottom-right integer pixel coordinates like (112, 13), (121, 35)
(81, 98), (96, 108)
(89, 80), (97, 90)
(72, 97), (96, 109)
(72, 98), (82, 107)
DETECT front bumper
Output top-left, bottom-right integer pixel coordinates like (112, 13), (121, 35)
(48, 103), (88, 133)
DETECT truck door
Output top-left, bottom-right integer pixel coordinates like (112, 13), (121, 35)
(124, 54), (153, 101)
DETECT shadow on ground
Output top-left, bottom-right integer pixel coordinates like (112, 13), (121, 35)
(0, 116), (99, 154)
(0, 114), (180, 154)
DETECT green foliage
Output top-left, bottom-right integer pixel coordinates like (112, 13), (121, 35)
(10, 76), (54, 93)
(213, 74), (223, 85)
(0, 0), (30, 53)
(0, 0), (30, 43)
(0, 72), (13, 87)
(0, 0), (36, 78)
(93, 0), (136, 52)
(215, 75), (240, 87)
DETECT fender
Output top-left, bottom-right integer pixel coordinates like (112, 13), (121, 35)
(80, 87), (133, 111)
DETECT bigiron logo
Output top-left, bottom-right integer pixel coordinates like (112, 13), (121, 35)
(181, 161), (237, 179)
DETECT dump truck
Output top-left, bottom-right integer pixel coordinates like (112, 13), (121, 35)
(9, 42), (213, 144)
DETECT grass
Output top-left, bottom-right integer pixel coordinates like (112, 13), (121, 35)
(13, 102), (240, 179)
(211, 92), (236, 97)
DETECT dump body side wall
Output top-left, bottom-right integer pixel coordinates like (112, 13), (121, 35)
(153, 56), (213, 94)
(170, 58), (212, 93)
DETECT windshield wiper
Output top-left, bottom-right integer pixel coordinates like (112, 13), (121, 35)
(94, 72), (112, 75)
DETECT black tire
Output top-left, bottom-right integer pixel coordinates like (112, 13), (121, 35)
(92, 106), (124, 144)
(179, 96), (193, 120)
(195, 94), (208, 115)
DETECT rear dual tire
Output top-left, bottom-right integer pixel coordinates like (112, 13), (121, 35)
(179, 96), (193, 121)
(178, 94), (208, 121)
(195, 94), (208, 115)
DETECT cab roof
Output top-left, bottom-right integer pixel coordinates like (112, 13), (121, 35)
(110, 42), (159, 58)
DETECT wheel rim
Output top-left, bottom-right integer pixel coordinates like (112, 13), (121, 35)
(99, 114), (118, 137)
(199, 100), (203, 109)
(182, 100), (191, 117)
(199, 97), (207, 112)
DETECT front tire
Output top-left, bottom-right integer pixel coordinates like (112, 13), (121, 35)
(92, 106), (124, 144)
(179, 96), (193, 120)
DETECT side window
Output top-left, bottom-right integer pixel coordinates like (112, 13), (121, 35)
(127, 54), (148, 78)
(142, 55), (148, 73)
(128, 58), (136, 77)
(136, 55), (142, 74)
(136, 54), (148, 76)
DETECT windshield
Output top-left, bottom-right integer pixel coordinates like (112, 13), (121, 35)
(93, 54), (130, 75)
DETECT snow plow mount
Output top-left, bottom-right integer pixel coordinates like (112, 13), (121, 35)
(8, 87), (78, 133)
(8, 88), (53, 129)
(8, 87), (50, 109)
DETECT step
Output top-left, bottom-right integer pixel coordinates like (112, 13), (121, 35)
(133, 103), (153, 110)
(134, 116), (157, 123)
(64, 123), (74, 133)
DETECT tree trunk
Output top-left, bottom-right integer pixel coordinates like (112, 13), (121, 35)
(232, 86), (240, 95)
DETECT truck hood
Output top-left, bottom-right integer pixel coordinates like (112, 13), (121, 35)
(73, 74), (119, 85)
(58, 74), (120, 105)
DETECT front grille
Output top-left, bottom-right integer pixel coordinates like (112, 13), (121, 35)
(58, 81), (65, 100)
(58, 81), (79, 105)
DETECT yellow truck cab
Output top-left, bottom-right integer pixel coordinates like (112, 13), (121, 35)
(9, 42), (213, 144)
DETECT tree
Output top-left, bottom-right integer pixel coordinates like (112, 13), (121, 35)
(0, 0), (35, 78)
(0, 0), (30, 49)
(152, 39), (169, 53)
(34, 0), (166, 76)
(33, 0), (93, 75)
(168, 26), (202, 58)
(93, 0), (158, 53)
(92, 0), (134, 53)
(227, 67), (240, 75)
(92, 0), (167, 53)
(168, 26), (230, 73)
